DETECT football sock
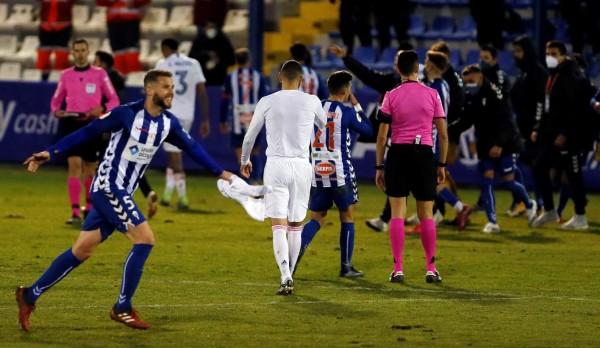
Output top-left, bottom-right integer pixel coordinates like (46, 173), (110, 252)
(482, 177), (497, 224)
(389, 218), (405, 273)
(504, 180), (533, 209)
(35, 49), (51, 71)
(287, 226), (302, 275)
(113, 53), (127, 75)
(125, 51), (142, 73)
(114, 244), (153, 311)
(420, 218), (437, 272)
(557, 184), (571, 217)
(84, 176), (93, 212)
(272, 225), (291, 282)
(164, 168), (175, 201)
(26, 248), (83, 304)
(300, 219), (321, 251)
(340, 222), (355, 267)
(68, 177), (81, 217)
(438, 187), (460, 211)
(53, 49), (70, 70)
(174, 172), (187, 201)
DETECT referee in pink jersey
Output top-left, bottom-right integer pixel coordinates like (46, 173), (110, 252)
(375, 50), (448, 284)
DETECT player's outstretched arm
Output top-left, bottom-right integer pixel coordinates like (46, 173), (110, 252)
(23, 151), (50, 172)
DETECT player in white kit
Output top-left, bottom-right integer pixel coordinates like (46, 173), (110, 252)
(240, 60), (327, 295)
(156, 38), (210, 209)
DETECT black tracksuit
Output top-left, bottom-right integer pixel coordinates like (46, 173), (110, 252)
(483, 64), (511, 95)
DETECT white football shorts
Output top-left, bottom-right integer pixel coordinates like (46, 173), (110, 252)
(263, 158), (312, 222)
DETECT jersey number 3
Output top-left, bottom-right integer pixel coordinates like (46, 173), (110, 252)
(175, 70), (188, 95)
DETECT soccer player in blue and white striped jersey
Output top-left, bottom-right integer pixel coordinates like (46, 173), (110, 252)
(294, 70), (373, 278)
(220, 48), (270, 182)
(18, 69), (233, 331)
(290, 43), (328, 100)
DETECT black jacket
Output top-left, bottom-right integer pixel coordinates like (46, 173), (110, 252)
(452, 79), (523, 158)
(483, 64), (511, 94)
(189, 31), (235, 86)
(443, 65), (464, 143)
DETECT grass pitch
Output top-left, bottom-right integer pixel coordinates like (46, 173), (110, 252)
(0, 163), (599, 347)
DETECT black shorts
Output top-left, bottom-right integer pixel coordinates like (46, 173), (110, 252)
(107, 21), (141, 52)
(57, 118), (103, 162)
(39, 26), (72, 49)
(385, 144), (436, 201)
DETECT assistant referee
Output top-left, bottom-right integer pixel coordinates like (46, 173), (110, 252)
(375, 50), (448, 284)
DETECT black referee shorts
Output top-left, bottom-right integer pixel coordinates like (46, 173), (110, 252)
(57, 118), (103, 162)
(385, 144), (436, 201)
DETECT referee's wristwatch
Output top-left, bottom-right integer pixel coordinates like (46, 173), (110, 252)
(437, 161), (447, 167)
(375, 164), (384, 170)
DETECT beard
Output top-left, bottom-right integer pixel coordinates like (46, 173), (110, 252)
(153, 94), (172, 109)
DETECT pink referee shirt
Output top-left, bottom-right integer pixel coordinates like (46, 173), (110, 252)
(50, 65), (119, 120)
(380, 81), (445, 146)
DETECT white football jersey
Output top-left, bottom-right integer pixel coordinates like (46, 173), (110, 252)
(156, 53), (206, 121)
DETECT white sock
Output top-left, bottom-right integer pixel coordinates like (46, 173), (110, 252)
(272, 226), (290, 282)
(454, 201), (464, 212)
(287, 225), (302, 274)
(164, 168), (175, 196)
(175, 172), (187, 198)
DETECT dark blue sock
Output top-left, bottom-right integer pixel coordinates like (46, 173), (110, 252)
(250, 154), (264, 183)
(27, 248), (83, 304)
(114, 244), (153, 311)
(438, 187), (459, 207)
(300, 219), (321, 251)
(557, 184), (571, 217)
(504, 180), (533, 209)
(340, 222), (355, 267)
(514, 165), (524, 185)
(481, 177), (497, 224)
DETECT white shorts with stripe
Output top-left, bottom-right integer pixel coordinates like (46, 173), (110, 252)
(263, 158), (312, 222)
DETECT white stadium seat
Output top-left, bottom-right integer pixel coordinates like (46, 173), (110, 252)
(0, 4), (8, 22)
(100, 38), (112, 54)
(21, 68), (42, 81)
(143, 41), (164, 67)
(0, 35), (18, 59)
(72, 5), (90, 31)
(0, 62), (22, 81)
(179, 40), (192, 55)
(78, 6), (106, 34)
(12, 35), (39, 64)
(165, 6), (194, 35)
(140, 8), (168, 34)
(47, 69), (62, 82)
(0, 4), (35, 31)
(125, 71), (146, 87)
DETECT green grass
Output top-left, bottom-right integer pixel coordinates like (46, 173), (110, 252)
(0, 163), (599, 347)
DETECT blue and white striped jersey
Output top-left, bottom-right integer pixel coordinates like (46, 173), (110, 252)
(221, 68), (270, 135)
(311, 100), (373, 188)
(47, 100), (223, 195)
(299, 66), (328, 100)
(427, 78), (450, 155)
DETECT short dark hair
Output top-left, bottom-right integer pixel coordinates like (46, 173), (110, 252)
(426, 50), (448, 71)
(72, 37), (88, 48)
(235, 47), (251, 66)
(161, 38), (179, 51)
(280, 60), (303, 80)
(144, 69), (173, 87)
(396, 50), (419, 76)
(461, 64), (482, 76)
(327, 70), (353, 95)
(290, 43), (310, 61)
(398, 41), (414, 51)
(481, 44), (498, 58)
(95, 50), (114, 68)
(430, 41), (450, 56)
(546, 40), (567, 55)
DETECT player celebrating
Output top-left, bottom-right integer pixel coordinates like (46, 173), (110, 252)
(220, 47), (270, 183)
(156, 38), (211, 209)
(17, 69), (233, 331)
(240, 60), (327, 295)
(293, 70), (372, 278)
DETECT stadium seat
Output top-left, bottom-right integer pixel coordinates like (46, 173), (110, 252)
(21, 68), (42, 81)
(141, 8), (168, 34)
(139, 39), (151, 65)
(100, 38), (112, 54)
(164, 6), (194, 35)
(373, 46), (397, 70)
(421, 16), (455, 40)
(142, 41), (163, 67)
(125, 71), (146, 87)
(447, 0), (469, 6)
(179, 40), (192, 55)
(507, 0), (532, 9)
(86, 37), (101, 56)
(588, 61), (600, 79)
(12, 36), (39, 64)
(450, 48), (462, 68)
(353, 46), (377, 68)
(223, 9), (249, 34)
(407, 14), (427, 39)
(498, 50), (518, 76)
(47, 70), (61, 82)
(78, 6), (106, 34)
(447, 16), (476, 41)
(0, 4), (8, 22)
(72, 5), (90, 31)
(416, 47), (428, 63)
(464, 49), (480, 66)
(0, 4), (34, 31)
(0, 62), (22, 81)
(0, 35), (18, 59)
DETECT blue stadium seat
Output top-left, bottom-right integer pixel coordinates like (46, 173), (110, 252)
(416, 47), (428, 64)
(498, 50), (518, 76)
(588, 61), (600, 79)
(450, 49), (462, 67)
(447, 0), (469, 6)
(421, 16), (455, 40)
(353, 46), (377, 68)
(415, 0), (449, 6)
(464, 49), (480, 66)
(447, 16), (476, 41)
(550, 18), (571, 43)
(373, 46), (397, 70)
(506, 0), (532, 9)
(407, 14), (427, 39)
(313, 50), (335, 70)
(308, 45), (322, 63)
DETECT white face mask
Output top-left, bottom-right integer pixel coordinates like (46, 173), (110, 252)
(546, 55), (559, 69)
(205, 28), (217, 39)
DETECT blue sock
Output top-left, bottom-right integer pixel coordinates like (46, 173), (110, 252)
(438, 187), (459, 207)
(557, 184), (571, 217)
(114, 244), (153, 311)
(514, 165), (524, 185)
(300, 219), (321, 251)
(481, 177), (497, 224)
(504, 180), (533, 209)
(340, 222), (355, 267)
(27, 248), (83, 304)
(250, 154), (264, 183)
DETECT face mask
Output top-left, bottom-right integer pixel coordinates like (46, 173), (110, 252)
(546, 55), (558, 69)
(465, 82), (480, 95)
(480, 61), (492, 70)
(205, 28), (217, 39)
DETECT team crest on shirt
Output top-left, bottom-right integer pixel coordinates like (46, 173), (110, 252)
(314, 162), (336, 176)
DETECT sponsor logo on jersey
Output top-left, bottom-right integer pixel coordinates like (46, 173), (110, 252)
(129, 145), (139, 155)
(315, 162), (335, 176)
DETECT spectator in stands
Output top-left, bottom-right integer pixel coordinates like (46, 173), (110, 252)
(290, 43), (328, 100)
(189, 19), (235, 86)
(194, 0), (228, 36)
(51, 38), (120, 224)
(331, 0), (373, 55)
(559, 0), (600, 54)
(220, 48), (270, 184)
(480, 44), (511, 93)
(372, 0), (412, 53)
(94, 50), (159, 219)
(510, 35), (547, 213)
(469, 0), (506, 50)
(96, 0), (150, 75)
(530, 41), (589, 230)
(36, 0), (76, 80)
